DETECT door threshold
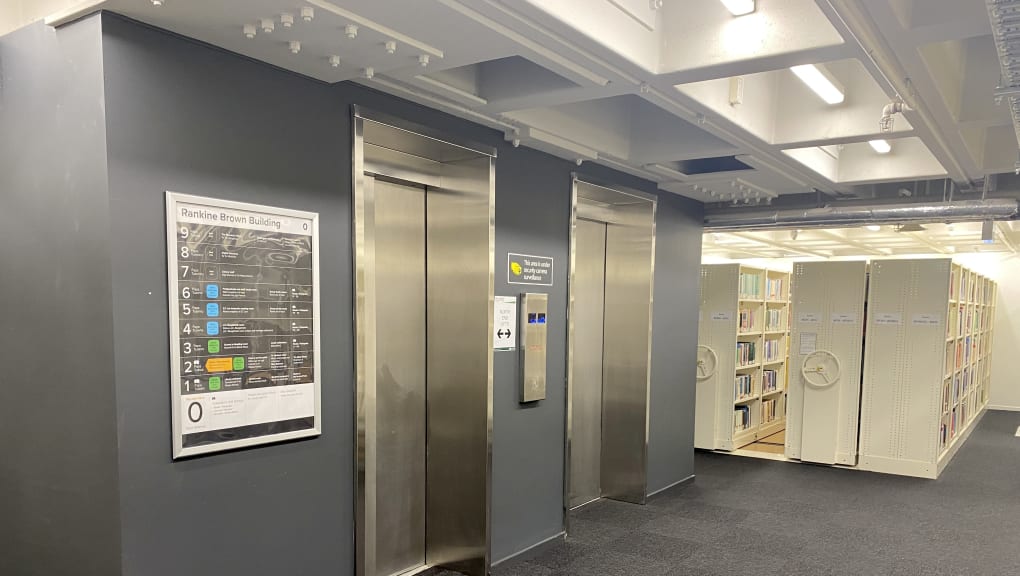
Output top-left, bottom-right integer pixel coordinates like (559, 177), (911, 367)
(569, 496), (602, 512)
(726, 447), (795, 462)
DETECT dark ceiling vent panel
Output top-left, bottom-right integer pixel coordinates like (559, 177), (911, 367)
(664, 155), (754, 175)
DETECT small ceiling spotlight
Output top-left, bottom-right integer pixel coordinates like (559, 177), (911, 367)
(385, 40), (397, 54)
(151, 0), (164, 6)
(345, 24), (359, 39)
(720, 0), (755, 16)
(362, 67), (375, 79)
(301, 6), (315, 21)
(288, 40), (301, 54)
(790, 229), (799, 240)
(280, 13), (294, 27)
(329, 55), (341, 68)
(261, 18), (275, 33)
(243, 24), (257, 39)
(576, 158), (584, 166)
(790, 64), (845, 105)
(865, 225), (881, 232)
(418, 54), (430, 67)
(868, 139), (892, 154)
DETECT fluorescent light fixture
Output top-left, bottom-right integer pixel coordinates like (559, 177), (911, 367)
(720, 0), (756, 16)
(865, 225), (881, 231)
(790, 64), (845, 105)
(868, 139), (891, 154)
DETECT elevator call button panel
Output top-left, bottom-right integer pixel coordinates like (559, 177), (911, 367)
(520, 293), (548, 403)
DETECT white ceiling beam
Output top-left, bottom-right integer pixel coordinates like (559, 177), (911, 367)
(726, 231), (831, 258)
(810, 228), (886, 255)
(832, 0), (981, 183)
(900, 230), (950, 254)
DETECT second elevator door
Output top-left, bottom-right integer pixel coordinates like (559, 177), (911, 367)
(374, 178), (427, 576)
(570, 218), (607, 509)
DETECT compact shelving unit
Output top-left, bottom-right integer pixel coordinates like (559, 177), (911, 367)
(695, 264), (790, 451)
(940, 263), (996, 459)
(860, 259), (996, 479)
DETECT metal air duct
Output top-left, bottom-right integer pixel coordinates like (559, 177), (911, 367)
(704, 199), (1018, 231)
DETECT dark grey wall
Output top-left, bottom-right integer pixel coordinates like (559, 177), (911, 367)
(97, 13), (700, 575)
(647, 194), (704, 494)
(101, 16), (351, 576)
(491, 147), (571, 562)
(0, 17), (122, 576)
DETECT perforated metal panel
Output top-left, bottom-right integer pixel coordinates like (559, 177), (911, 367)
(694, 264), (739, 450)
(859, 259), (950, 478)
(787, 261), (866, 465)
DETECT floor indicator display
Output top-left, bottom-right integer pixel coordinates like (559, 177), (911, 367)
(166, 192), (321, 458)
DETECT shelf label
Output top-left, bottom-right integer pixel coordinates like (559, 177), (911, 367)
(874, 312), (902, 326)
(797, 312), (820, 324)
(831, 312), (857, 324)
(710, 311), (733, 321)
(799, 333), (817, 355)
(911, 313), (941, 326)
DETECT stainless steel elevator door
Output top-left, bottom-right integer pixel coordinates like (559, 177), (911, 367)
(570, 218), (607, 509)
(373, 178), (427, 576)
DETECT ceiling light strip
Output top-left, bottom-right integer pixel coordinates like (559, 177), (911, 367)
(790, 64), (845, 105)
(306, 0), (444, 58)
(720, 0), (756, 16)
(868, 139), (891, 154)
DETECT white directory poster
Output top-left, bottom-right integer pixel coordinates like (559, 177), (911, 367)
(494, 296), (517, 351)
(166, 192), (321, 458)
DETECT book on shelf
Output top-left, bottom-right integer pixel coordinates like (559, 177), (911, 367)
(763, 338), (783, 362)
(734, 405), (751, 431)
(735, 373), (753, 400)
(738, 308), (756, 332)
(766, 277), (784, 300)
(739, 272), (761, 299)
(762, 398), (779, 424)
(762, 369), (779, 393)
(765, 308), (784, 331)
(736, 341), (756, 365)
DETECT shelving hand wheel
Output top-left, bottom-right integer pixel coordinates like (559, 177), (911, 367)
(801, 350), (841, 388)
(696, 345), (718, 380)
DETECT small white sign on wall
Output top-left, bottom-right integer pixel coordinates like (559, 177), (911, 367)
(874, 312), (903, 326)
(798, 312), (821, 324)
(799, 333), (817, 355)
(711, 311), (733, 321)
(831, 312), (857, 324)
(911, 313), (941, 326)
(494, 296), (517, 351)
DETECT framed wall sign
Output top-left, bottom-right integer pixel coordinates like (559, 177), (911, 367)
(166, 192), (321, 458)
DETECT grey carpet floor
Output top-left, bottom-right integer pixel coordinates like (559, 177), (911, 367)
(490, 410), (1020, 576)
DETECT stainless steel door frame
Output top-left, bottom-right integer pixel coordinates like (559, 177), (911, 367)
(353, 107), (496, 576)
(565, 177), (656, 526)
(569, 218), (608, 509)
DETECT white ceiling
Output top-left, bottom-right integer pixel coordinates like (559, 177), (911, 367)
(39, 0), (1019, 201)
(702, 220), (1020, 260)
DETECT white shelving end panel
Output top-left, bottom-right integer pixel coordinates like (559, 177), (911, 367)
(695, 264), (740, 450)
(859, 258), (951, 479)
(788, 261), (867, 466)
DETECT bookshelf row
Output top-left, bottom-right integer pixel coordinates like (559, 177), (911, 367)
(697, 264), (790, 450)
(938, 264), (996, 457)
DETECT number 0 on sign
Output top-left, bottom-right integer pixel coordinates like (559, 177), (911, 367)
(166, 192), (322, 458)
